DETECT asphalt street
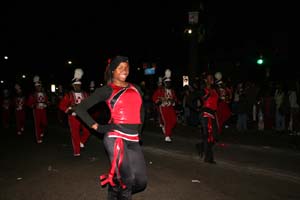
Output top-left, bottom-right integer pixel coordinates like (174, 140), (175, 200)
(1, 111), (300, 200)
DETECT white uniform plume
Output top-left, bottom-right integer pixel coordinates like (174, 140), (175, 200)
(90, 81), (95, 88)
(72, 68), (84, 84)
(163, 69), (171, 82)
(214, 72), (222, 81)
(214, 72), (223, 85)
(33, 75), (41, 86)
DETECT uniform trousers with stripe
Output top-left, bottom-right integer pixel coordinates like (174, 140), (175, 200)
(16, 110), (25, 133)
(68, 116), (90, 155)
(33, 108), (47, 142)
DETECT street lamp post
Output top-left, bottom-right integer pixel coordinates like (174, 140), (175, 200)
(187, 23), (199, 77)
(187, 3), (206, 79)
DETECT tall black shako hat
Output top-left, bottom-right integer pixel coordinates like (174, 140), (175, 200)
(109, 56), (129, 72)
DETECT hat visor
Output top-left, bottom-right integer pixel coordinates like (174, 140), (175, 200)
(72, 81), (82, 85)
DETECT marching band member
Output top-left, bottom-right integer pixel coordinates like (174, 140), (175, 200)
(152, 69), (178, 142)
(59, 68), (91, 156)
(27, 76), (49, 144)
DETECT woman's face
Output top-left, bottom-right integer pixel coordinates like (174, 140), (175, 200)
(113, 62), (129, 83)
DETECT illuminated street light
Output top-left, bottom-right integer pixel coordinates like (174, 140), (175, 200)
(257, 54), (264, 65)
(68, 60), (72, 65)
(257, 58), (264, 65)
(22, 75), (26, 79)
(184, 28), (193, 35)
(4, 56), (8, 60)
(0, 80), (4, 84)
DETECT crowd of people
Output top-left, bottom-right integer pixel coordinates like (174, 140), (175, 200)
(0, 57), (299, 199)
(145, 73), (300, 136)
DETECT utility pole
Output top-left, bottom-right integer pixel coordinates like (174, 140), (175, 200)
(187, 2), (206, 79)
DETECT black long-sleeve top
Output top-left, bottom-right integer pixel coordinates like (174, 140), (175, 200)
(74, 84), (145, 134)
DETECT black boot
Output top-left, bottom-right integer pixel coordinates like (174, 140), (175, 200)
(204, 144), (216, 164)
(119, 186), (132, 200)
(195, 142), (204, 158)
(204, 158), (216, 164)
(107, 185), (121, 200)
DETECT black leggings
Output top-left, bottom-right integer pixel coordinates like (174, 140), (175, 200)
(200, 117), (218, 162)
(103, 136), (147, 200)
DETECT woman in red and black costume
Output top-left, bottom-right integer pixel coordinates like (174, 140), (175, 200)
(197, 73), (219, 164)
(75, 56), (147, 200)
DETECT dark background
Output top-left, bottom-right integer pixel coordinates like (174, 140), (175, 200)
(0, 1), (289, 88)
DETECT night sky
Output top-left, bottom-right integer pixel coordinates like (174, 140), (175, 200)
(0, 1), (289, 86)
